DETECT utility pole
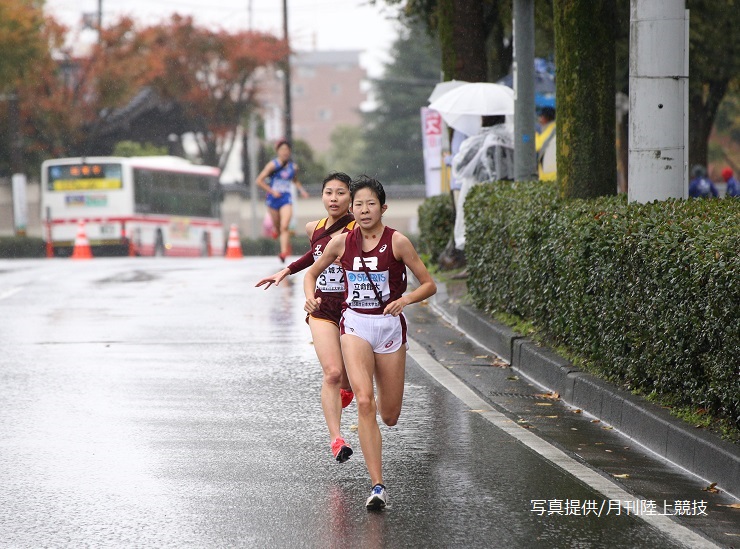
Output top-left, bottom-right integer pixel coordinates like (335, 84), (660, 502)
(282, 0), (293, 144)
(628, 0), (688, 202)
(98, 0), (103, 43)
(513, 0), (537, 181)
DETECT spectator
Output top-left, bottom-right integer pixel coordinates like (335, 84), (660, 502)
(689, 165), (718, 198)
(535, 106), (556, 181)
(722, 167), (739, 197)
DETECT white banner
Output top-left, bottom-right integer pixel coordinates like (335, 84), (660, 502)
(12, 173), (28, 235)
(420, 107), (443, 197)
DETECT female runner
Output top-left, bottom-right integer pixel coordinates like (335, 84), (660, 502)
(303, 176), (436, 510)
(256, 172), (356, 462)
(255, 140), (309, 262)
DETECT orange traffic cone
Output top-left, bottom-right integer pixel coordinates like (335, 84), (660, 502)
(71, 221), (93, 259)
(225, 224), (243, 259)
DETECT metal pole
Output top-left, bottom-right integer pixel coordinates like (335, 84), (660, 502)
(513, 0), (537, 181)
(98, 0), (103, 42)
(282, 0), (293, 144)
(248, 112), (260, 239)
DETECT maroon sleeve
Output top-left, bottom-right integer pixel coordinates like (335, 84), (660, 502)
(288, 250), (315, 274)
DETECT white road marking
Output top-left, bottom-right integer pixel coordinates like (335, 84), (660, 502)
(408, 338), (719, 549)
(0, 287), (23, 301)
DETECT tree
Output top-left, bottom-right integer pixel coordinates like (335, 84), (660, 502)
(133, 15), (288, 170)
(0, 0), (45, 174)
(324, 125), (367, 177)
(554, 0), (616, 198)
(687, 0), (740, 169)
(363, 22), (441, 185)
(0, 1), (44, 90)
(13, 14), (287, 173)
(374, 0), (513, 82)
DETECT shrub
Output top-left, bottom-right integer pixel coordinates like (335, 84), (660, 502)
(0, 237), (46, 258)
(240, 236), (310, 257)
(465, 181), (740, 428)
(417, 193), (456, 264)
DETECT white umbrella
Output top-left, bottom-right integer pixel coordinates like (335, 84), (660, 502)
(428, 82), (515, 136)
(427, 79), (468, 103)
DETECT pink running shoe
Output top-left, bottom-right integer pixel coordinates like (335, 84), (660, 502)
(340, 388), (354, 408)
(331, 437), (353, 463)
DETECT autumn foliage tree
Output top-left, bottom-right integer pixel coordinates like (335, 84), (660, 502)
(136, 15), (288, 168)
(12, 13), (287, 172)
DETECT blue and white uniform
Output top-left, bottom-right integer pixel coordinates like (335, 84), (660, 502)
(266, 159), (296, 209)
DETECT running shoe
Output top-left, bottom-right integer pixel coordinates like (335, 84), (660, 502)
(340, 388), (354, 408)
(331, 437), (353, 463)
(365, 484), (387, 510)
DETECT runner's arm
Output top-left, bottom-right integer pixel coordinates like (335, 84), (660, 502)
(384, 232), (437, 317)
(256, 162), (279, 196)
(303, 234), (345, 314)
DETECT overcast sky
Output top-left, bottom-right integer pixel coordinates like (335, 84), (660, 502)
(44, 0), (402, 77)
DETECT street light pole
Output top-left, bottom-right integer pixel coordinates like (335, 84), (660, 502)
(282, 0), (293, 144)
(513, 0), (537, 181)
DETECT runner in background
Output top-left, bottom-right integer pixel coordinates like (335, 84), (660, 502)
(256, 172), (356, 463)
(256, 140), (309, 262)
(303, 175), (437, 510)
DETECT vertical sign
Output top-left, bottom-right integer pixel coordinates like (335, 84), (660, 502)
(12, 173), (28, 236)
(421, 107), (443, 197)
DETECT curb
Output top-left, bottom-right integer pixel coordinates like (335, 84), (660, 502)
(429, 282), (740, 498)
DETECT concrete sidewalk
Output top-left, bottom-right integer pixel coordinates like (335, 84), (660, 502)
(425, 278), (740, 499)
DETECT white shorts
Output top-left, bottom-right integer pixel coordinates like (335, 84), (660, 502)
(340, 308), (408, 354)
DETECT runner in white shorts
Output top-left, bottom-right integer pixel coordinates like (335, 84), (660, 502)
(303, 175), (436, 511)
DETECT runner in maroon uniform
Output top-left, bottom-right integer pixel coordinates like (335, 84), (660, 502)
(256, 172), (356, 463)
(304, 176), (436, 510)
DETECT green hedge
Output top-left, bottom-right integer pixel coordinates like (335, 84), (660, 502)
(462, 181), (739, 428)
(417, 193), (456, 264)
(240, 236), (310, 257)
(0, 237), (46, 258)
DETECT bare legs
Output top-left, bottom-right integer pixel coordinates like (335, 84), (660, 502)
(340, 334), (405, 486)
(268, 203), (294, 258)
(309, 318), (351, 441)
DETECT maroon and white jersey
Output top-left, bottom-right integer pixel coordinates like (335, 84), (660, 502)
(341, 226), (407, 315)
(311, 215), (355, 296)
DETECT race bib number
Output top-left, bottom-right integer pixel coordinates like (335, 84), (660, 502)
(346, 270), (389, 309)
(317, 264), (345, 293)
(272, 178), (292, 194)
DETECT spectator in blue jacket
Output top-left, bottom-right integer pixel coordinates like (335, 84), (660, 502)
(721, 167), (739, 197)
(689, 165), (719, 198)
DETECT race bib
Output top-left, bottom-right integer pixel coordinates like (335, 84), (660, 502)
(317, 263), (345, 293)
(346, 270), (389, 309)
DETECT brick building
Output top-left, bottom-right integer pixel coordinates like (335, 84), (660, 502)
(258, 50), (367, 154)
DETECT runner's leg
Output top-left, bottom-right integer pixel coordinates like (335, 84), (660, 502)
(341, 333), (382, 485)
(309, 318), (344, 441)
(374, 346), (406, 426)
(278, 203), (293, 257)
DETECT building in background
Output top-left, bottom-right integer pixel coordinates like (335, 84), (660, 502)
(258, 50), (367, 154)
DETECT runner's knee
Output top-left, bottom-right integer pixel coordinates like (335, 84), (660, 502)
(380, 409), (400, 427)
(322, 366), (343, 386)
(355, 393), (377, 416)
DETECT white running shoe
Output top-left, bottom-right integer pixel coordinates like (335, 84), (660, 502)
(366, 484), (387, 510)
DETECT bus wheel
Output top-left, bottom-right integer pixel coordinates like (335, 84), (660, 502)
(154, 231), (165, 257)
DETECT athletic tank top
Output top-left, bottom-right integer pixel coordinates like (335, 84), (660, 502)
(311, 215), (355, 296)
(269, 159), (296, 195)
(341, 226), (407, 315)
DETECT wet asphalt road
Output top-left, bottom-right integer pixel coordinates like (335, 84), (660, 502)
(0, 258), (731, 548)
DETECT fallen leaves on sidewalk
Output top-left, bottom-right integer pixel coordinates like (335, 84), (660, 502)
(702, 482), (720, 494)
(535, 392), (560, 400)
(717, 503), (740, 509)
(612, 474), (630, 479)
